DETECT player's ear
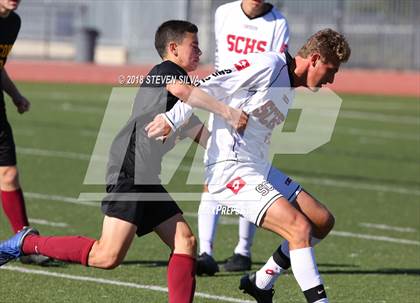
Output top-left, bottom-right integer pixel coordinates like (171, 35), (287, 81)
(168, 41), (178, 57)
(310, 53), (321, 67)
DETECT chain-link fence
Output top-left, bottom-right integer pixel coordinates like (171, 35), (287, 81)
(12, 0), (420, 70)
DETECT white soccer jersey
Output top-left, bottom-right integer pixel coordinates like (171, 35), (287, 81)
(164, 52), (298, 224)
(197, 52), (294, 167)
(214, 0), (289, 70)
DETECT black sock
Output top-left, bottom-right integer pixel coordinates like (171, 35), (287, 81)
(303, 284), (327, 303)
(272, 243), (291, 269)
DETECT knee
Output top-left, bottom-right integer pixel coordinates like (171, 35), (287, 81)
(185, 234), (197, 254)
(175, 233), (197, 256)
(0, 167), (19, 189)
(90, 249), (123, 269)
(323, 212), (335, 237)
(317, 209), (335, 239)
(98, 253), (122, 270)
(289, 216), (312, 247)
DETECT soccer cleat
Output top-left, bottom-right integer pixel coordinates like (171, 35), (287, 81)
(223, 253), (252, 271)
(0, 227), (38, 266)
(239, 272), (275, 303)
(196, 253), (219, 276)
(20, 254), (52, 266)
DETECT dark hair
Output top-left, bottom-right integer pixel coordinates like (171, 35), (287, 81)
(298, 28), (351, 63)
(155, 20), (198, 58)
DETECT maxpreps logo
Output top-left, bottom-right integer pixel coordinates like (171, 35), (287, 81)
(226, 176), (246, 194)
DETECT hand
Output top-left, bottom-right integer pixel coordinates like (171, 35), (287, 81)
(13, 95), (30, 114)
(226, 107), (248, 135)
(145, 114), (173, 140)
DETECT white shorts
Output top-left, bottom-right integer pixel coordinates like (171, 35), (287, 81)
(205, 161), (301, 226)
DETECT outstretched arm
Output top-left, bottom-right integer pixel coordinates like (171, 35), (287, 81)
(146, 81), (248, 140)
(167, 82), (247, 130)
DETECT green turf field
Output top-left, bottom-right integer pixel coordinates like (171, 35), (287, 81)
(1, 82), (419, 302)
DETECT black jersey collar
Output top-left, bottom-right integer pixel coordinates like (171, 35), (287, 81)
(285, 51), (295, 88)
(161, 60), (188, 76)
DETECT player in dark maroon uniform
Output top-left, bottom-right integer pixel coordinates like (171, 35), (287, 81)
(0, 20), (247, 303)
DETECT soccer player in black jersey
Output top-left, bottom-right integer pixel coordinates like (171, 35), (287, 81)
(0, 20), (247, 303)
(0, 0), (32, 234)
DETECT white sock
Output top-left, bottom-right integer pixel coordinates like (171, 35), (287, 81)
(290, 247), (328, 303)
(198, 192), (220, 256)
(255, 256), (286, 290)
(255, 237), (323, 290)
(281, 237), (322, 258)
(233, 216), (256, 257)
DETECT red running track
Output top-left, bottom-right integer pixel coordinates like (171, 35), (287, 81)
(6, 60), (419, 97)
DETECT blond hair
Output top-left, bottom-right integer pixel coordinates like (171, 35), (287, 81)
(298, 28), (351, 63)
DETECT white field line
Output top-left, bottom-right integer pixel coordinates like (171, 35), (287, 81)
(16, 147), (107, 161)
(59, 103), (104, 114)
(17, 147), (90, 161)
(14, 124), (420, 142)
(77, 172), (420, 201)
(79, 130), (114, 138)
(359, 222), (416, 233)
(341, 127), (419, 141)
(329, 231), (420, 246)
(342, 101), (418, 111)
(1, 266), (253, 303)
(15, 145), (420, 197)
(29, 218), (68, 228)
(26, 192), (98, 207)
(296, 176), (420, 196)
(28, 91), (110, 102)
(84, 127), (418, 143)
(26, 192), (419, 246)
(357, 137), (386, 146)
(27, 94), (420, 125)
(339, 110), (419, 125)
(181, 212), (420, 246)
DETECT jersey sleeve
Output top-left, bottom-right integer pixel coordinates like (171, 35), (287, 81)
(164, 53), (284, 130)
(199, 53), (282, 101)
(214, 5), (227, 70)
(163, 100), (193, 131)
(271, 13), (289, 53)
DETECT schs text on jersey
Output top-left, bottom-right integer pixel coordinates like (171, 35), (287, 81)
(227, 34), (267, 54)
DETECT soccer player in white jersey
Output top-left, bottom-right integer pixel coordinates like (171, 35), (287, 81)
(214, 0), (289, 70)
(147, 29), (351, 303)
(198, 0), (291, 275)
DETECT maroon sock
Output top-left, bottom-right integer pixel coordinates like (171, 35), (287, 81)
(22, 234), (95, 266)
(167, 253), (196, 303)
(1, 189), (29, 233)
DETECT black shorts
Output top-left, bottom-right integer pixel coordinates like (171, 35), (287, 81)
(101, 183), (182, 237)
(0, 120), (17, 166)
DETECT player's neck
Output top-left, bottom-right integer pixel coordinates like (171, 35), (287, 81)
(0, 8), (12, 18)
(291, 56), (309, 88)
(241, 2), (270, 19)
